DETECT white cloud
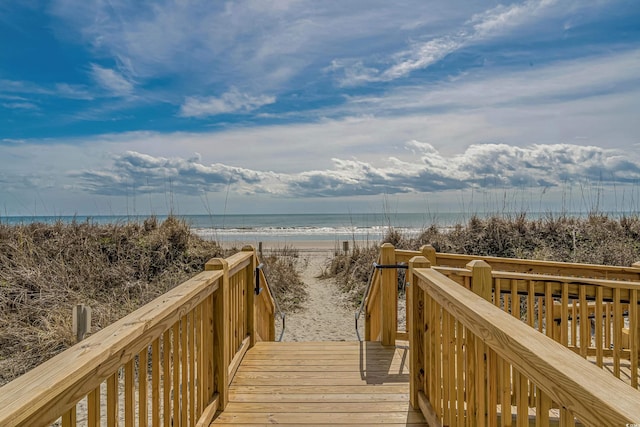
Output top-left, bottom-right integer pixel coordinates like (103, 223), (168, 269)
(1, 102), (39, 110)
(332, 0), (563, 85)
(469, 0), (557, 39)
(71, 143), (640, 199)
(179, 89), (276, 118)
(90, 64), (134, 97)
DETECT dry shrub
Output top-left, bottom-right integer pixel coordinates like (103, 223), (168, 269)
(0, 216), (225, 385)
(326, 213), (640, 306)
(260, 246), (307, 312)
(325, 244), (378, 306)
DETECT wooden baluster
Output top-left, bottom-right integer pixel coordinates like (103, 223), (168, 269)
(181, 315), (188, 427)
(62, 406), (76, 427)
(595, 287), (604, 368)
(561, 283), (569, 347)
(381, 243), (397, 346)
(163, 329), (171, 427)
(107, 371), (118, 427)
(456, 321), (465, 427)
(125, 358), (135, 427)
(173, 322), (180, 425)
(614, 288), (622, 378)
(189, 311), (196, 426)
(630, 289), (638, 389)
(88, 387), (100, 427)
(139, 347), (149, 427)
(579, 286), (588, 358)
(152, 338), (161, 427)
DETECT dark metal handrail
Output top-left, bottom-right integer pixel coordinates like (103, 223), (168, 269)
(355, 262), (408, 341)
(255, 263), (286, 342)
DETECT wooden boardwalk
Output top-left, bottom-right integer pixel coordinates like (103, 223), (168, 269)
(210, 341), (428, 426)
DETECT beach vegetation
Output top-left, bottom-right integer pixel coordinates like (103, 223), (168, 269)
(328, 213), (640, 305)
(0, 216), (225, 385)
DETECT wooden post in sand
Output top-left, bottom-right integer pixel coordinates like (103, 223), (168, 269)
(343, 241), (349, 253)
(72, 304), (91, 342)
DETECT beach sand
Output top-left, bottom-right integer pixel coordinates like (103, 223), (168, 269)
(224, 239), (374, 342)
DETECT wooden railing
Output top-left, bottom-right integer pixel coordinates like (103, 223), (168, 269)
(436, 265), (640, 390)
(0, 246), (275, 427)
(408, 257), (640, 426)
(380, 245), (640, 385)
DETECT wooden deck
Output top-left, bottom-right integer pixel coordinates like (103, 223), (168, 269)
(210, 341), (428, 426)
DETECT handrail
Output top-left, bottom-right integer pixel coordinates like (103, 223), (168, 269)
(408, 258), (640, 426)
(355, 263), (379, 341)
(256, 262), (286, 342)
(355, 262), (408, 341)
(394, 245), (640, 281)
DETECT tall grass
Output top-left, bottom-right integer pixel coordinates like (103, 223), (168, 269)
(260, 246), (308, 312)
(328, 213), (640, 306)
(0, 216), (224, 385)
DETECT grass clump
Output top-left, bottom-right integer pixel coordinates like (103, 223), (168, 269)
(0, 216), (225, 385)
(327, 213), (640, 307)
(402, 213), (640, 266)
(324, 244), (379, 306)
(260, 246), (307, 312)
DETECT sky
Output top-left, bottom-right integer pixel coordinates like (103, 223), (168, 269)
(1, 0), (639, 216)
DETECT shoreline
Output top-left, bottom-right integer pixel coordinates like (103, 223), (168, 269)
(219, 238), (383, 253)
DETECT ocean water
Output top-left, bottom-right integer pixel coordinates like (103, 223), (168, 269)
(1, 211), (631, 244)
(0, 212), (465, 243)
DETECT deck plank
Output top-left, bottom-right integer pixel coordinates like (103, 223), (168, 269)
(211, 341), (427, 425)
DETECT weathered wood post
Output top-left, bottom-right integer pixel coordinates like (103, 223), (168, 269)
(409, 256), (430, 410)
(381, 243), (397, 346)
(72, 304), (91, 342)
(343, 241), (349, 254)
(205, 257), (230, 409)
(242, 246), (257, 347)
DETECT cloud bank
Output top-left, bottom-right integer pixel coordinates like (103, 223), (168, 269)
(73, 143), (640, 198)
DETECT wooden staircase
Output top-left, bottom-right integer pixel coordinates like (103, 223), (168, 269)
(211, 341), (427, 426)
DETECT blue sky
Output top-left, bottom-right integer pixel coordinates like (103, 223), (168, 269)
(1, 0), (639, 216)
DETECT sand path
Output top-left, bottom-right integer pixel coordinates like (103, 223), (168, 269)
(281, 250), (358, 342)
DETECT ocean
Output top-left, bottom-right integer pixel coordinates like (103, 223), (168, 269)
(1, 211), (631, 245)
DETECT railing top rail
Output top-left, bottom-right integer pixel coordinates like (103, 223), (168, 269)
(0, 268), (223, 426)
(490, 270), (640, 290)
(393, 246), (640, 280)
(435, 265), (640, 290)
(411, 264), (640, 425)
(255, 263), (285, 341)
(436, 252), (640, 276)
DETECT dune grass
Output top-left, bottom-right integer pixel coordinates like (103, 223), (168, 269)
(0, 216), (226, 385)
(0, 217), (307, 385)
(328, 213), (640, 306)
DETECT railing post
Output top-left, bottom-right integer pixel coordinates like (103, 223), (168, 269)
(409, 256), (430, 410)
(381, 243), (397, 346)
(242, 246), (257, 347)
(421, 245), (437, 266)
(466, 259), (492, 423)
(467, 260), (493, 301)
(205, 257), (230, 409)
